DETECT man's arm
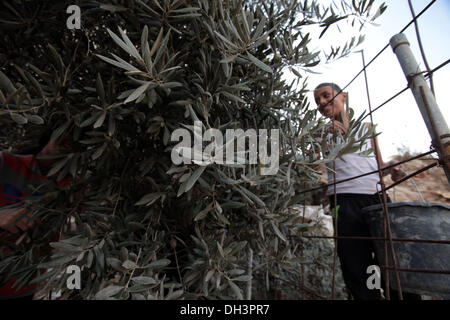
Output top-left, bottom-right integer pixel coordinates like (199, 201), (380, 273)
(366, 123), (406, 182)
(0, 151), (36, 234)
(0, 207), (35, 234)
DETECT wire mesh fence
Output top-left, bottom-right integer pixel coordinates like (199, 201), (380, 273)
(297, 0), (450, 300)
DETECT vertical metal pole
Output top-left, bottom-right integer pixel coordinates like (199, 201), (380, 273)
(246, 248), (253, 299)
(360, 50), (403, 300)
(390, 33), (450, 184)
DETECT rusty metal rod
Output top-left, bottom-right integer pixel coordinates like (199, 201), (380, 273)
(382, 266), (450, 275)
(361, 47), (402, 300)
(299, 235), (450, 245)
(274, 276), (329, 300)
(425, 57), (450, 79)
(301, 188), (306, 300)
(297, 149), (436, 195)
(361, 86), (409, 123)
(384, 161), (438, 192)
(323, 0), (437, 107)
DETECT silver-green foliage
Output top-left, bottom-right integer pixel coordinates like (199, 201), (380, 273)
(0, 0), (385, 299)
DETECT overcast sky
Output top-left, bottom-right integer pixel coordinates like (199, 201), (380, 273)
(302, 0), (450, 160)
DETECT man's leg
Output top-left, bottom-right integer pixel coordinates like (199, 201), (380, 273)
(331, 194), (382, 300)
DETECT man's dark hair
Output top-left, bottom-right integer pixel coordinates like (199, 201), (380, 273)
(314, 82), (342, 93)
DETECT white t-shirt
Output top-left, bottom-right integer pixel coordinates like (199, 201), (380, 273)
(325, 125), (380, 195)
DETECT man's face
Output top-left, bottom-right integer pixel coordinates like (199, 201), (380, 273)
(314, 86), (346, 119)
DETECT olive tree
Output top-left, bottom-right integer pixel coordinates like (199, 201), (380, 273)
(0, 0), (385, 300)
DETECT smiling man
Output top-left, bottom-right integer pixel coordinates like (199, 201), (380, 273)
(313, 82), (420, 300)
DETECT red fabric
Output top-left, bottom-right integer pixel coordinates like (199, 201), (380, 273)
(0, 278), (36, 298)
(0, 184), (5, 207)
(2, 153), (75, 188)
(2, 153), (43, 181)
(0, 153), (75, 298)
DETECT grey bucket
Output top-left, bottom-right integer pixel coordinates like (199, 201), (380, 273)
(362, 201), (450, 299)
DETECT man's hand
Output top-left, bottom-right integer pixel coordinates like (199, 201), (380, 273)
(329, 121), (347, 134)
(0, 207), (35, 233)
(391, 165), (408, 182)
(383, 161), (408, 182)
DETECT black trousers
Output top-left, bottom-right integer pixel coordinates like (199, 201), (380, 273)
(329, 193), (421, 300)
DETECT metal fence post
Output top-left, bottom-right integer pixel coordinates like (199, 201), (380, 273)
(390, 33), (450, 184)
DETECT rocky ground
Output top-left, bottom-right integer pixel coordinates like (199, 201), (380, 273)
(385, 155), (450, 204)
